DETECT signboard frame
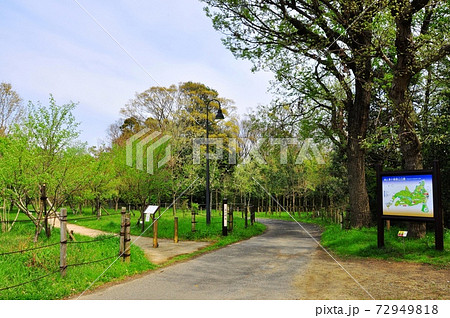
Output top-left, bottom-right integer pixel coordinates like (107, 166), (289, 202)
(140, 205), (160, 232)
(376, 161), (444, 250)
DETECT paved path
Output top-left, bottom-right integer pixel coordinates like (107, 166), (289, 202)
(51, 215), (211, 265)
(79, 219), (321, 300)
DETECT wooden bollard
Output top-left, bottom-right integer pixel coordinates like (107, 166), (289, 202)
(120, 207), (126, 257)
(59, 208), (67, 277)
(153, 219), (159, 248)
(124, 213), (131, 263)
(229, 211), (233, 232)
(174, 217), (179, 243)
(245, 207), (248, 228)
(191, 211), (196, 232)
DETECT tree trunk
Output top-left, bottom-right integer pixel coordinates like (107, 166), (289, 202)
(389, 2), (426, 238)
(347, 75), (372, 227)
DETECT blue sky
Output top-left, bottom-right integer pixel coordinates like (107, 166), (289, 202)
(0, 0), (274, 145)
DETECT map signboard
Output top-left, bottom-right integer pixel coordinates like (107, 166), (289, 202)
(377, 161), (444, 250)
(382, 174), (434, 218)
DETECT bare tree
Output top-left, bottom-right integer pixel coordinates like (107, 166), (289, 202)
(0, 82), (24, 135)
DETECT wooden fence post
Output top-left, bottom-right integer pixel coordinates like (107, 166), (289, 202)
(59, 208), (67, 277)
(153, 219), (159, 248)
(124, 212), (131, 263)
(174, 217), (179, 243)
(245, 206), (248, 228)
(120, 207), (126, 257)
(228, 210), (233, 232)
(191, 211), (196, 232)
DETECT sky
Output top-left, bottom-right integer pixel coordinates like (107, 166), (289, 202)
(0, 0), (274, 146)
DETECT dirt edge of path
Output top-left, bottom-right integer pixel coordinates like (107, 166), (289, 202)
(294, 249), (449, 300)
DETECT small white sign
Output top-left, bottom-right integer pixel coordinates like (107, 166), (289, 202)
(397, 231), (408, 237)
(144, 205), (159, 222)
(223, 204), (228, 227)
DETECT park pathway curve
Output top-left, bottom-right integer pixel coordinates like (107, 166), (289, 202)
(51, 214), (211, 265)
(78, 218), (321, 300)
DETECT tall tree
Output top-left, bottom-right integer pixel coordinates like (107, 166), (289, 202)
(376, 0), (450, 236)
(121, 85), (179, 129)
(0, 82), (24, 136)
(202, 0), (377, 227)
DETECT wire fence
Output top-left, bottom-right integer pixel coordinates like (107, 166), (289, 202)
(0, 211), (124, 224)
(0, 241), (60, 257)
(0, 270), (60, 292)
(0, 210), (125, 294)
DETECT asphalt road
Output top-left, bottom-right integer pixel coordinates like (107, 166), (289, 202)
(78, 218), (321, 300)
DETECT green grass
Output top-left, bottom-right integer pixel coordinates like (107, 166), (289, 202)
(71, 208), (266, 243)
(255, 212), (450, 267)
(0, 222), (155, 300)
(320, 224), (450, 267)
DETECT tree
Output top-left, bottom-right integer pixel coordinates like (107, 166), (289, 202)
(0, 95), (84, 240)
(202, 0), (450, 229)
(202, 0), (377, 227)
(0, 82), (24, 136)
(374, 0), (450, 236)
(121, 85), (179, 129)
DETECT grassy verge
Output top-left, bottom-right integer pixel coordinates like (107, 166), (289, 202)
(72, 208), (266, 264)
(255, 212), (450, 267)
(0, 222), (155, 300)
(70, 208), (265, 242)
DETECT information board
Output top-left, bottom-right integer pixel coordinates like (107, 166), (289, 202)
(144, 205), (159, 222)
(376, 162), (444, 251)
(382, 174), (434, 218)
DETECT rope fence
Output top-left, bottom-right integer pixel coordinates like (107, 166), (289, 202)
(66, 234), (119, 244)
(0, 241), (60, 257)
(0, 270), (60, 292)
(0, 207), (132, 294)
(0, 211), (124, 224)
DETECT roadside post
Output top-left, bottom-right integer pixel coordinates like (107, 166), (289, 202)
(120, 207), (126, 256)
(153, 218), (159, 248)
(191, 209), (197, 232)
(124, 212), (131, 262)
(245, 206), (248, 228)
(174, 217), (179, 243)
(222, 198), (228, 236)
(59, 208), (67, 277)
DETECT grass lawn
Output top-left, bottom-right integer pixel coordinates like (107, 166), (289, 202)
(70, 207), (265, 244)
(0, 222), (154, 300)
(255, 212), (450, 267)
